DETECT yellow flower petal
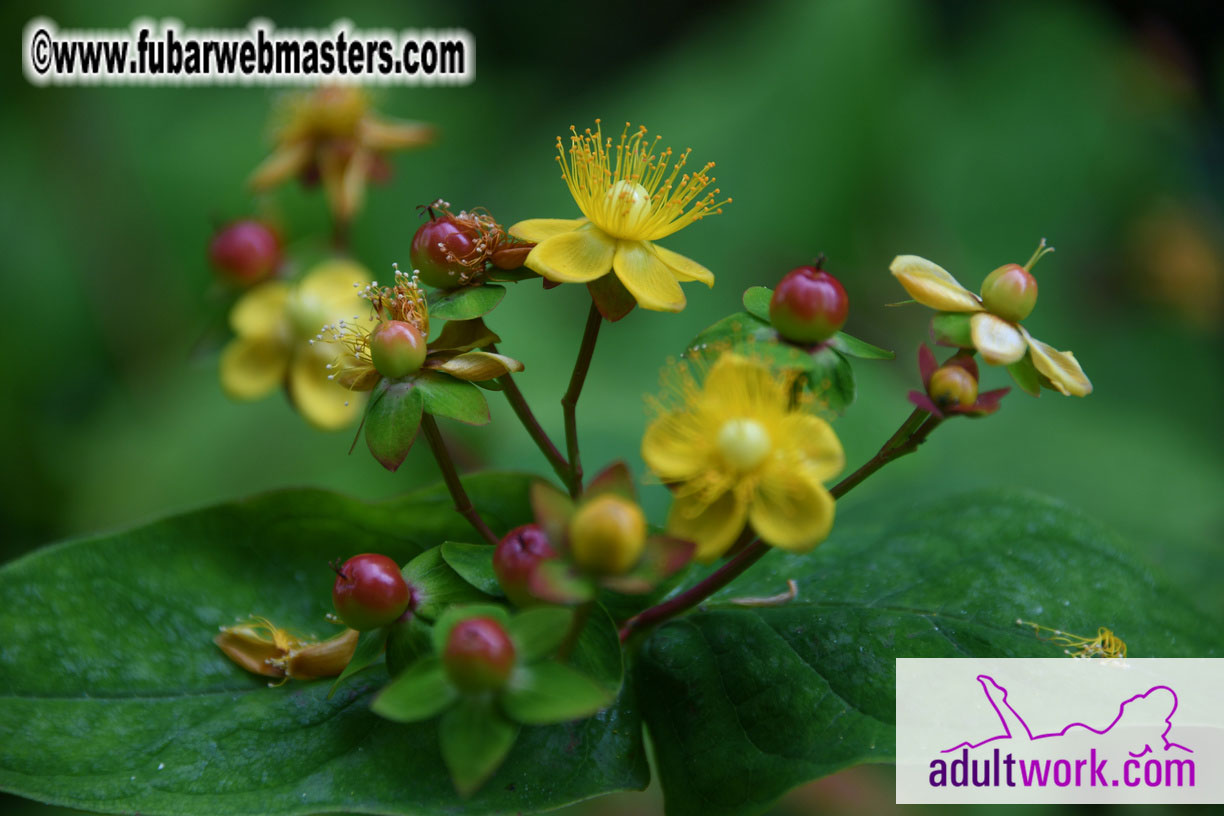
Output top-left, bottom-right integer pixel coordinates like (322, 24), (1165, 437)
(667, 488), (748, 562)
(249, 141), (311, 191)
(652, 244), (714, 287)
(230, 281), (290, 339)
(288, 345), (364, 430)
(749, 462), (835, 552)
(525, 226), (616, 283)
(970, 312), (1027, 365)
(890, 255), (984, 313)
(1022, 328), (1093, 397)
(701, 354), (788, 417)
(508, 218), (588, 243)
(359, 116), (435, 152)
(642, 409), (713, 482)
(779, 413), (845, 483)
(219, 336), (288, 400)
(299, 259), (371, 316)
(613, 241), (686, 312)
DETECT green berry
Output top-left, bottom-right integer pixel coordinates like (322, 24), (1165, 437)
(368, 321), (427, 379)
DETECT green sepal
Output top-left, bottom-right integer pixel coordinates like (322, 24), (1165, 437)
(431, 604), (512, 655)
(803, 345), (857, 414)
(828, 331), (894, 359)
(1007, 352), (1042, 397)
(328, 626), (390, 698)
(501, 661), (615, 725)
(507, 607), (574, 662)
(527, 560), (597, 606)
(385, 612), (434, 676)
(429, 283), (507, 321)
(485, 265), (538, 283)
(414, 371), (490, 425)
(930, 312), (974, 348)
(401, 547), (494, 619)
(371, 656), (457, 723)
(530, 480), (574, 546)
(429, 318), (499, 353)
(441, 541), (504, 597)
(742, 286), (773, 322)
(364, 377), (425, 472)
(440, 696), (520, 797)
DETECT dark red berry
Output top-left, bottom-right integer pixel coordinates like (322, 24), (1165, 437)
(493, 524), (558, 607)
(769, 265), (849, 344)
(443, 617), (516, 692)
(368, 320), (427, 379)
(331, 554), (411, 631)
(208, 220), (281, 285)
(410, 212), (479, 289)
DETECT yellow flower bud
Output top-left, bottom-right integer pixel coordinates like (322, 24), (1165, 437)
(568, 494), (647, 575)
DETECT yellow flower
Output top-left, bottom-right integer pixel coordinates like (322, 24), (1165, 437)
(509, 120), (729, 312)
(642, 354), (844, 561)
(250, 87), (434, 222)
(889, 247), (1092, 397)
(219, 259), (372, 429)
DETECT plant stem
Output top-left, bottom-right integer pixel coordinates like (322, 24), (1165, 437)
(419, 413), (499, 546)
(618, 408), (943, 642)
(560, 301), (603, 498)
(489, 345), (573, 492)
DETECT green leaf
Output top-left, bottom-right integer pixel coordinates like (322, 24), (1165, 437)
(401, 546), (493, 619)
(364, 377), (425, 471)
(1007, 351), (1042, 397)
(441, 541), (504, 597)
(803, 345), (856, 414)
(414, 370), (490, 425)
(440, 697), (520, 797)
(501, 661), (615, 725)
(828, 330), (895, 359)
(329, 626), (390, 697)
(741, 286), (773, 322)
(386, 613), (434, 676)
(637, 491), (1222, 816)
(568, 603), (624, 696)
(372, 656), (458, 723)
(429, 318), (500, 353)
(688, 311), (773, 355)
(429, 284), (506, 321)
(930, 311), (974, 348)
(507, 606), (574, 662)
(0, 475), (648, 815)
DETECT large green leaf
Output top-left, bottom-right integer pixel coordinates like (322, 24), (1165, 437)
(0, 474), (648, 815)
(636, 490), (1222, 816)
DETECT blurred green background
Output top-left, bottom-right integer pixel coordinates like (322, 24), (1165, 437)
(3, 0), (1222, 814)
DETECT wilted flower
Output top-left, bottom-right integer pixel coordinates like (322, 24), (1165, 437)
(214, 616), (358, 685)
(642, 353), (844, 560)
(219, 258), (371, 429)
(510, 120), (729, 312)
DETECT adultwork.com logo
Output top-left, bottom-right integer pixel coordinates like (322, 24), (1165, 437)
(896, 658), (1224, 804)
(929, 674), (1194, 789)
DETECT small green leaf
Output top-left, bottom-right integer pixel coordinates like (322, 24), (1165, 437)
(528, 560), (597, 605)
(804, 345), (856, 414)
(429, 319), (500, 353)
(440, 697), (520, 797)
(742, 286), (773, 322)
(828, 330), (895, 359)
(507, 607), (574, 662)
(372, 656), (457, 723)
(501, 661), (614, 725)
(931, 311), (975, 347)
(430, 284), (506, 321)
(567, 603), (624, 696)
(688, 311), (772, 355)
(364, 377), (425, 471)
(386, 612), (434, 676)
(1007, 352), (1042, 397)
(415, 371), (490, 425)
(402, 547), (494, 619)
(329, 626), (389, 697)
(441, 541), (504, 596)
(431, 604), (512, 655)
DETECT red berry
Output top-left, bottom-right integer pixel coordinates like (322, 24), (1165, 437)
(980, 263), (1038, 323)
(332, 554), (411, 631)
(368, 321), (427, 379)
(410, 213), (479, 289)
(493, 524), (558, 607)
(769, 265), (849, 343)
(443, 617), (516, 692)
(208, 220), (281, 285)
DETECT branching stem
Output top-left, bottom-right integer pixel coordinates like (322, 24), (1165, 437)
(419, 413), (499, 546)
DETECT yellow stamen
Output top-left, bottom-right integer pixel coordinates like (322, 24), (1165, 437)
(1017, 619), (1127, 659)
